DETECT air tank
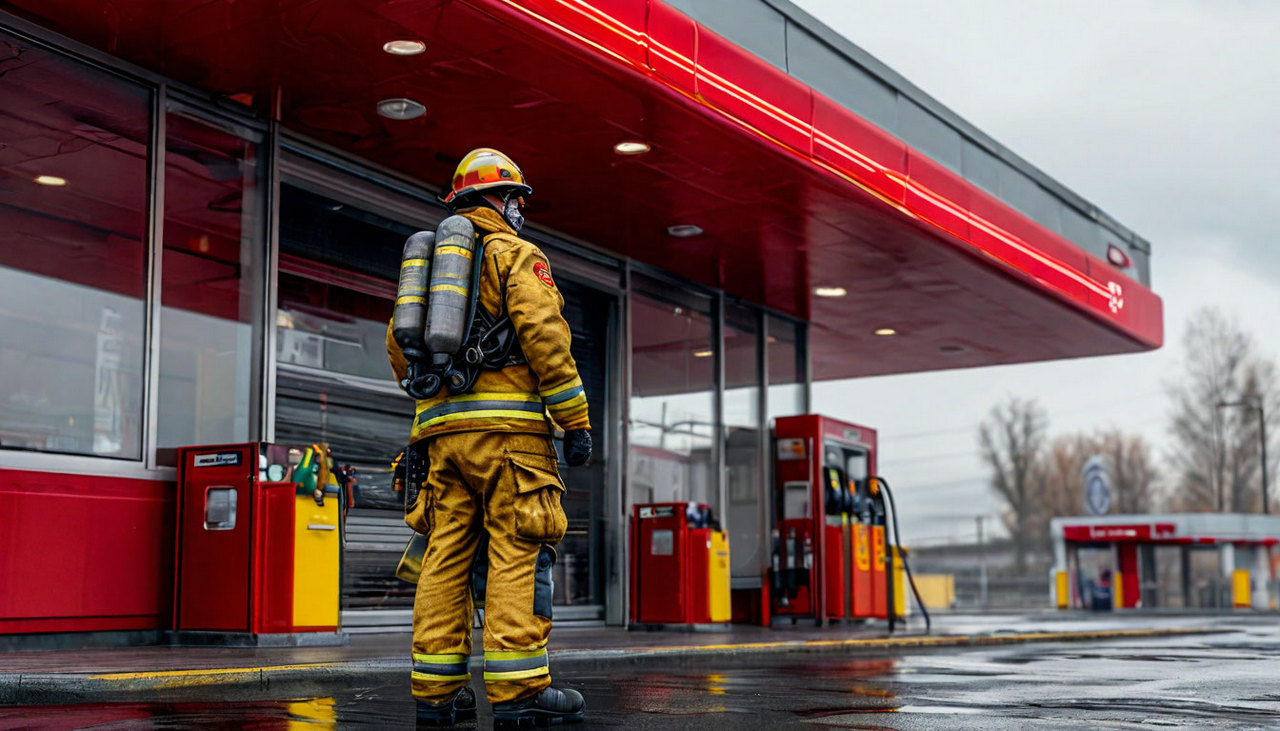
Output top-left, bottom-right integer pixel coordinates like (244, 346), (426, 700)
(425, 215), (478, 361)
(392, 230), (434, 362)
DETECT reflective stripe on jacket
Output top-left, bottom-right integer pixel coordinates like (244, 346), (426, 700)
(386, 206), (591, 442)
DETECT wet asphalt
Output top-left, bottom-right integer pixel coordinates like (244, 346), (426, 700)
(4, 625), (1280, 729)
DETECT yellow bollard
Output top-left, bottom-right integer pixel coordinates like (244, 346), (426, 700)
(1232, 569), (1251, 609)
(1055, 571), (1069, 609)
(1112, 571), (1123, 610)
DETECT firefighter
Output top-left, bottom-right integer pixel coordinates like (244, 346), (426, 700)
(387, 148), (591, 727)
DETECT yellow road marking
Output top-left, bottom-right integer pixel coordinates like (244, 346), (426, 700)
(620, 627), (1215, 655)
(75, 627), (1213, 688)
(88, 662), (335, 681)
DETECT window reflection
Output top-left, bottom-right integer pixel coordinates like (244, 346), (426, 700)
(724, 304), (762, 578)
(274, 184), (424, 513)
(628, 277), (715, 511)
(767, 315), (806, 422)
(157, 111), (263, 450)
(0, 36), (149, 458)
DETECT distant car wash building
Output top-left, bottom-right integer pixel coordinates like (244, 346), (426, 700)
(0, 0), (1160, 639)
(1052, 515), (1280, 611)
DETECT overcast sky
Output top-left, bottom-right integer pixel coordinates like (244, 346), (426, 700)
(794, 0), (1280, 545)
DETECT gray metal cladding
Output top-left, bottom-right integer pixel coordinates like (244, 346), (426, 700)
(1060, 206), (1105, 256)
(664, 0), (1153, 286)
(998, 168), (1063, 234)
(897, 98), (964, 173)
(785, 23), (899, 131)
(961, 140), (1004, 199)
(665, 0), (789, 71)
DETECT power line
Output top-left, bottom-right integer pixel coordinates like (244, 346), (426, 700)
(888, 476), (989, 492)
(880, 389), (1167, 442)
(879, 449), (979, 465)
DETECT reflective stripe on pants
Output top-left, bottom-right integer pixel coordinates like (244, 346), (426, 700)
(412, 653), (471, 683)
(483, 648), (549, 682)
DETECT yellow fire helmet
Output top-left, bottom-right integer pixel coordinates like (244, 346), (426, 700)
(443, 147), (533, 205)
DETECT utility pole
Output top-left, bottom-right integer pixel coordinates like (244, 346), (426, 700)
(976, 515), (988, 610)
(1218, 399), (1270, 515)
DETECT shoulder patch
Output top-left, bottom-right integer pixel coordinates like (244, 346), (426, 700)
(533, 260), (555, 288)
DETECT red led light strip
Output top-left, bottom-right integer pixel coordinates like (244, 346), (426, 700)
(491, 0), (1124, 307)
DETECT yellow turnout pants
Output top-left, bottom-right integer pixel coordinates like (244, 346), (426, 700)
(410, 431), (567, 704)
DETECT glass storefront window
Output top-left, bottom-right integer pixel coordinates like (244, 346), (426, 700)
(555, 279), (616, 607)
(766, 315), (806, 423)
(157, 110), (263, 450)
(628, 276), (716, 511)
(275, 184), (427, 506)
(724, 304), (763, 578)
(275, 182), (432, 613)
(0, 37), (150, 459)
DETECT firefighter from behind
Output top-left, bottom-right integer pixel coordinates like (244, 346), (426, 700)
(387, 148), (591, 727)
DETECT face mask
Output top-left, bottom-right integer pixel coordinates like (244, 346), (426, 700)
(503, 196), (525, 232)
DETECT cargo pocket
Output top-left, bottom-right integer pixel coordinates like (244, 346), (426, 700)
(507, 451), (568, 544)
(404, 485), (434, 535)
(534, 545), (556, 620)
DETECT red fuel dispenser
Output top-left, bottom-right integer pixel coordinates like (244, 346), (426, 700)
(630, 502), (731, 626)
(868, 484), (889, 620)
(771, 415), (876, 624)
(174, 443), (343, 639)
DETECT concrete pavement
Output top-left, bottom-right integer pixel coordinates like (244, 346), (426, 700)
(0, 612), (1259, 705)
(3, 618), (1280, 728)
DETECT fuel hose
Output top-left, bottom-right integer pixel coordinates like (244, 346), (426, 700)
(875, 476), (932, 634)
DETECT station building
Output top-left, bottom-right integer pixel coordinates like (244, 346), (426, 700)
(1053, 515), (1280, 612)
(0, 0), (1161, 637)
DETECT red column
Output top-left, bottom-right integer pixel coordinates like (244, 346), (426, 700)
(1116, 543), (1140, 609)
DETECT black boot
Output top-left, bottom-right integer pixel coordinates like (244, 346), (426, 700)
(492, 687), (585, 727)
(416, 686), (478, 727)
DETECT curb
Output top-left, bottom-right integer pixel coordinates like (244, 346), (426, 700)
(0, 627), (1223, 705)
(549, 626), (1225, 662)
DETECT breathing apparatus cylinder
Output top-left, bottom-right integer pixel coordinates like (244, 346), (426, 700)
(393, 231), (435, 398)
(426, 216), (478, 356)
(393, 231), (434, 359)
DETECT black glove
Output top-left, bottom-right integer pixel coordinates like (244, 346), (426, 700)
(564, 429), (592, 467)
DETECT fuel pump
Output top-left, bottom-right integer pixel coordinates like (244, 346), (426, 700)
(868, 478), (888, 621)
(822, 466), (851, 619)
(850, 476), (874, 619)
(771, 415), (875, 624)
(770, 415), (931, 633)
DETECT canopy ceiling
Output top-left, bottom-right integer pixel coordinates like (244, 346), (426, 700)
(2, 0), (1162, 379)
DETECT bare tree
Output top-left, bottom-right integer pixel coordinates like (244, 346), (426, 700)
(979, 396), (1048, 571)
(1166, 308), (1279, 513)
(1035, 430), (1159, 539)
(1035, 433), (1092, 550)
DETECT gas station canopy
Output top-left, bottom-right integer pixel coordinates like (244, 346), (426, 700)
(10, 0), (1162, 378)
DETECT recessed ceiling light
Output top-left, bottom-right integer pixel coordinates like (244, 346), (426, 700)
(666, 224), (703, 238)
(874, 328), (897, 336)
(814, 286), (846, 298)
(383, 40), (426, 56)
(33, 175), (67, 187)
(614, 141), (651, 155)
(692, 349), (713, 358)
(377, 98), (426, 120)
